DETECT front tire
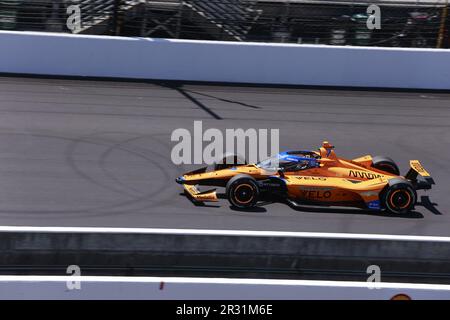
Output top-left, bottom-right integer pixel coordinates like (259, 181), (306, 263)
(226, 174), (259, 209)
(382, 182), (416, 214)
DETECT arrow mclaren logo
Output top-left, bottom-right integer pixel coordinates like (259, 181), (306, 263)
(349, 170), (382, 180)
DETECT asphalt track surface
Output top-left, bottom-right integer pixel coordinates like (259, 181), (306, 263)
(0, 76), (449, 236)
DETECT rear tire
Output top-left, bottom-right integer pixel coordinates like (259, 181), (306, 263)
(382, 182), (416, 214)
(372, 156), (400, 175)
(226, 174), (259, 209)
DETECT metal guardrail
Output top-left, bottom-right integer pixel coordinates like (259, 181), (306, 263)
(0, 0), (448, 47)
(183, 0), (262, 41)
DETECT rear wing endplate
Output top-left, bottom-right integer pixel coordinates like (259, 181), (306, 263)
(405, 160), (435, 190)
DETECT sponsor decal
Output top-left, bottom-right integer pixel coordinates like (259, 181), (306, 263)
(301, 190), (332, 199)
(367, 200), (381, 210)
(349, 170), (382, 180)
(299, 187), (334, 191)
(411, 162), (425, 173)
(260, 182), (282, 188)
(297, 176), (327, 181)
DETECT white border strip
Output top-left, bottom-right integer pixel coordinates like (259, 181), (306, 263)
(3, 30), (450, 52)
(0, 276), (449, 291)
(0, 226), (449, 242)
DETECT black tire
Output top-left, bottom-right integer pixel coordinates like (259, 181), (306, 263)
(381, 182), (416, 214)
(214, 154), (246, 171)
(372, 156), (400, 175)
(226, 174), (259, 209)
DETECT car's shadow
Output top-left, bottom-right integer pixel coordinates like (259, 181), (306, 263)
(417, 195), (443, 215)
(229, 206), (268, 213)
(179, 193), (221, 208)
(282, 195), (445, 219)
(180, 193), (443, 219)
(284, 201), (424, 219)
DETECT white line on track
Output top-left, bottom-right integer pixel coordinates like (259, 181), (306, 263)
(0, 226), (449, 242)
(0, 275), (449, 291)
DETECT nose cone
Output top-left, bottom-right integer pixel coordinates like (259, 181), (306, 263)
(175, 176), (185, 184)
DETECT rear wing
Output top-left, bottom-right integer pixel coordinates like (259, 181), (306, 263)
(405, 160), (435, 190)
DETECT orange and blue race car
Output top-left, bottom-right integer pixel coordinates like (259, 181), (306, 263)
(175, 141), (434, 214)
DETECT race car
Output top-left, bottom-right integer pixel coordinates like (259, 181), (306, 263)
(175, 141), (434, 214)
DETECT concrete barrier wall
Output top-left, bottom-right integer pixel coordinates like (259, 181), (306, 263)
(1, 227), (450, 283)
(1, 31), (450, 90)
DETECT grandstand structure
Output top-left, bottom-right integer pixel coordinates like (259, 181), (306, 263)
(0, 0), (448, 47)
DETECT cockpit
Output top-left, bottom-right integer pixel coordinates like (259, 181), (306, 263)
(256, 151), (320, 172)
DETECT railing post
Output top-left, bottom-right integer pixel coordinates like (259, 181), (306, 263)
(175, 1), (184, 39)
(111, 0), (124, 36)
(437, 1), (449, 48)
(140, 0), (148, 36)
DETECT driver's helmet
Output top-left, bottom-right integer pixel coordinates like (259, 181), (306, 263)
(296, 160), (310, 170)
